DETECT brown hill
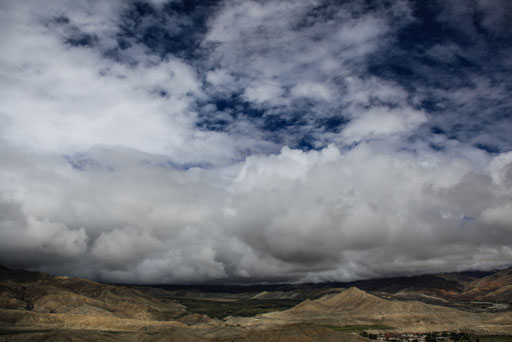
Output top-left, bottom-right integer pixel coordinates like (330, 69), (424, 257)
(321, 287), (383, 311)
(286, 299), (329, 315)
(1, 266), (512, 340)
(251, 290), (304, 300)
(0, 266), (185, 322)
(385, 290), (450, 305)
(269, 287), (512, 333)
(460, 267), (512, 301)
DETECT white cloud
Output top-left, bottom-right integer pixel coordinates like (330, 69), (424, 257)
(341, 107), (427, 142)
(0, 135), (511, 282)
(206, 68), (235, 87)
(290, 82), (332, 100)
(91, 228), (164, 269)
(480, 204), (512, 230)
(243, 80), (285, 104)
(0, 197), (88, 262)
(0, 0), (240, 166)
(488, 152), (512, 187)
(224, 142), (512, 279)
(201, 0), (422, 149)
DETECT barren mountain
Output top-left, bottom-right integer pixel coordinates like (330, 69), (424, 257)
(262, 287), (512, 333)
(150, 270), (495, 303)
(0, 265), (185, 321)
(1, 266), (512, 341)
(460, 267), (512, 301)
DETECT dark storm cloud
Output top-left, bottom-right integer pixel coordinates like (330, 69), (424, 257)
(0, 0), (511, 283)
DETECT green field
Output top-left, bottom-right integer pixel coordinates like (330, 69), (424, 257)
(323, 325), (395, 332)
(173, 298), (300, 319)
(479, 336), (512, 342)
(0, 329), (53, 335)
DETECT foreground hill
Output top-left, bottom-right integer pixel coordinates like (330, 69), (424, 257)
(0, 266), (376, 341)
(256, 287), (512, 334)
(0, 265), (185, 321)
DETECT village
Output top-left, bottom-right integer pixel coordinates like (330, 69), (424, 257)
(361, 331), (480, 342)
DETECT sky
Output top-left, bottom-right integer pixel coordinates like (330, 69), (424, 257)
(0, 0), (511, 284)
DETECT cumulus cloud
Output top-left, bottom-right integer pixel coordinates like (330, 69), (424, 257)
(341, 107), (427, 142)
(0, 0), (511, 283)
(0, 197), (88, 265)
(0, 0), (241, 165)
(243, 80), (285, 104)
(1, 136), (512, 283)
(226, 143), (512, 279)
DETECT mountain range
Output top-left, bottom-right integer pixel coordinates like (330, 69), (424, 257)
(1, 265), (511, 341)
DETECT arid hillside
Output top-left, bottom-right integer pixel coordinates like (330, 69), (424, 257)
(459, 267), (512, 301)
(0, 265), (186, 321)
(1, 266), (512, 341)
(260, 287), (512, 334)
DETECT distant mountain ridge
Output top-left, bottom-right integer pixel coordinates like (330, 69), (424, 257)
(150, 268), (510, 303)
(151, 270), (494, 293)
(2, 265), (510, 302)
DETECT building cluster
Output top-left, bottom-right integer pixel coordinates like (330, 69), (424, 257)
(361, 331), (479, 342)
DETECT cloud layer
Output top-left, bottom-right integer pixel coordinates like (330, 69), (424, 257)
(0, 0), (511, 283)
